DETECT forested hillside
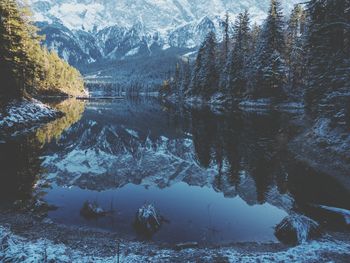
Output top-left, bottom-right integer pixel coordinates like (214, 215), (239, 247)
(162, 0), (350, 121)
(0, 0), (85, 101)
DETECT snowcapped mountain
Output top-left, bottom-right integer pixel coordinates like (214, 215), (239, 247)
(27, 0), (299, 82)
(29, 0), (298, 32)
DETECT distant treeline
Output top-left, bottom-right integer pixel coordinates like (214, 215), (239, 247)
(0, 0), (85, 101)
(161, 0), (350, 113)
(86, 81), (160, 97)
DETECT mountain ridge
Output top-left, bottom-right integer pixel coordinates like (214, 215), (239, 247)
(27, 0), (300, 84)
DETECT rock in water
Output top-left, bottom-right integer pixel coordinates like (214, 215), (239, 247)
(80, 201), (106, 219)
(275, 215), (321, 245)
(134, 204), (162, 236)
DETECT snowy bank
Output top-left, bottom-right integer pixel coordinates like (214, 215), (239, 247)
(0, 99), (61, 135)
(0, 226), (349, 262)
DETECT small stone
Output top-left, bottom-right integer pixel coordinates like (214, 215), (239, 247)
(80, 201), (106, 219)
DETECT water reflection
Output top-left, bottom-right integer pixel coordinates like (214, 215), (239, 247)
(0, 135), (42, 202)
(36, 99), (86, 145)
(178, 107), (292, 205)
(0, 98), (349, 244)
(0, 99), (85, 203)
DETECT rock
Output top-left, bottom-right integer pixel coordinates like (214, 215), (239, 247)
(275, 215), (321, 245)
(134, 204), (162, 236)
(80, 201), (106, 219)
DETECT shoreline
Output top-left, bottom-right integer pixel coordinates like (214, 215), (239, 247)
(0, 209), (349, 262)
(1, 96), (349, 262)
(0, 98), (63, 137)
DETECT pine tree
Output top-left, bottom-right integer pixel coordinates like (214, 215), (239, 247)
(224, 10), (251, 99)
(173, 62), (180, 98)
(218, 12), (231, 92)
(0, 0), (84, 101)
(249, 23), (261, 54)
(221, 12), (230, 64)
(0, 0), (27, 98)
(180, 58), (191, 96)
(305, 0), (350, 110)
(190, 31), (218, 100)
(253, 0), (287, 99)
(286, 4), (306, 93)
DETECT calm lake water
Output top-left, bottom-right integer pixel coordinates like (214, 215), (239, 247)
(0, 97), (349, 245)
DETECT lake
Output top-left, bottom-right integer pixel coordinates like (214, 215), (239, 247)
(0, 97), (349, 245)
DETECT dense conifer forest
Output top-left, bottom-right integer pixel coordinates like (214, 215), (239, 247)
(0, 0), (85, 101)
(161, 0), (350, 124)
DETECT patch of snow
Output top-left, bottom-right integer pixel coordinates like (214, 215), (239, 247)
(125, 47), (140, 57)
(0, 225), (349, 262)
(125, 129), (139, 138)
(239, 99), (272, 108)
(0, 99), (59, 134)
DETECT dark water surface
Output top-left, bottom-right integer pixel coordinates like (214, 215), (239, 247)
(0, 98), (349, 245)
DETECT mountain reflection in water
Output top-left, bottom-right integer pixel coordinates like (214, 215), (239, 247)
(0, 98), (349, 245)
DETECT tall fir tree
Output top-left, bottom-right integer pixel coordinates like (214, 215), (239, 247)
(221, 12), (230, 64)
(190, 31), (218, 100)
(224, 10), (251, 99)
(180, 58), (191, 96)
(286, 4), (307, 94)
(218, 12), (231, 92)
(305, 0), (350, 111)
(253, 0), (287, 99)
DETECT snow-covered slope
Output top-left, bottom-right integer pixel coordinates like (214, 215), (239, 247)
(27, 0), (299, 80)
(28, 0), (298, 32)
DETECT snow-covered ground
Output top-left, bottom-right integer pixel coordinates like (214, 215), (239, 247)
(0, 226), (349, 262)
(0, 99), (61, 135)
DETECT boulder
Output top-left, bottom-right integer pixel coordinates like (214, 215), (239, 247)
(134, 204), (162, 236)
(80, 201), (106, 219)
(275, 215), (321, 245)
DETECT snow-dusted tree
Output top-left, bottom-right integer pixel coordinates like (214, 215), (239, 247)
(173, 63), (181, 98)
(221, 12), (230, 64)
(224, 10), (251, 99)
(252, 0), (287, 99)
(305, 0), (350, 111)
(221, 12), (230, 62)
(286, 4), (307, 94)
(190, 31), (219, 100)
(180, 58), (191, 96)
(218, 12), (231, 92)
(249, 23), (261, 55)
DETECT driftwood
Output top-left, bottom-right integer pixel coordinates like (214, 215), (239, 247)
(311, 204), (350, 226)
